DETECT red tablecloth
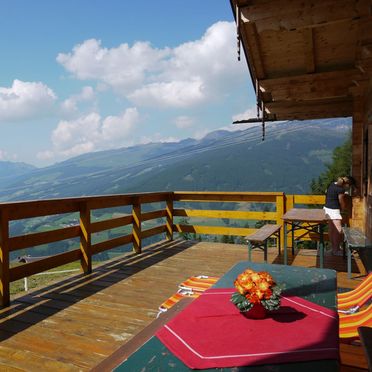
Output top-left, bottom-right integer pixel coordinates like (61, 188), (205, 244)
(156, 288), (339, 369)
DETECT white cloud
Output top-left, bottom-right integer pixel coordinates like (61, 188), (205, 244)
(129, 79), (205, 108)
(57, 21), (245, 108)
(174, 115), (195, 129)
(139, 133), (180, 144)
(102, 108), (139, 141)
(0, 80), (56, 122)
(57, 39), (169, 94)
(61, 86), (95, 115)
(46, 108), (139, 158)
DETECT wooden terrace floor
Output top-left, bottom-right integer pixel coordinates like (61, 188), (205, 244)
(2, 240), (369, 371)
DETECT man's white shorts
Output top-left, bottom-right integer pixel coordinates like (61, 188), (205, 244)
(323, 207), (342, 220)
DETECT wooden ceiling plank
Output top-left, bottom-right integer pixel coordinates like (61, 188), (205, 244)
(265, 98), (353, 120)
(241, 21), (266, 79)
(260, 69), (361, 89)
(302, 28), (315, 73)
(240, 0), (368, 32)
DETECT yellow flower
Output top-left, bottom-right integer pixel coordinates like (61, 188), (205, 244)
(257, 280), (270, 292)
(251, 273), (261, 283)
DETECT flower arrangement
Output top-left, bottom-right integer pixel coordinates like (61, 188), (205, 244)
(231, 269), (281, 315)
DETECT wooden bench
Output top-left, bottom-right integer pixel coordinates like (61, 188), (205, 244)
(343, 227), (372, 279)
(245, 224), (281, 263)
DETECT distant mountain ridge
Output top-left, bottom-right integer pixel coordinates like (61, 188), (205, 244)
(0, 118), (351, 201)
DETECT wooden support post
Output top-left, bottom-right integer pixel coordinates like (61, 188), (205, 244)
(0, 209), (10, 307)
(166, 197), (173, 241)
(132, 198), (142, 253)
(276, 194), (285, 254)
(285, 194), (295, 250)
(79, 202), (92, 274)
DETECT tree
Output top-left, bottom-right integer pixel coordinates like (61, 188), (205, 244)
(310, 131), (352, 195)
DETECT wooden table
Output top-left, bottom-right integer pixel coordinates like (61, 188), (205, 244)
(109, 262), (338, 371)
(282, 208), (327, 268)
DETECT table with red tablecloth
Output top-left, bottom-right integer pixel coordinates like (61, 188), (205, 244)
(113, 262), (339, 371)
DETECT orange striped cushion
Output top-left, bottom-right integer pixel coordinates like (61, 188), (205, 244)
(178, 276), (219, 292)
(158, 276), (219, 313)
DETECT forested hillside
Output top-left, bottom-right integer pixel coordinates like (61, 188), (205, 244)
(0, 118), (351, 201)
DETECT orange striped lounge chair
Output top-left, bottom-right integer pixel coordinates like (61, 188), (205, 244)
(337, 273), (372, 314)
(339, 303), (372, 340)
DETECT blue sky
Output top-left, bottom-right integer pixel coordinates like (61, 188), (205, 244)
(0, 0), (256, 167)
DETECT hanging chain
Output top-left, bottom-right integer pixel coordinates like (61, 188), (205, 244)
(236, 4), (241, 61)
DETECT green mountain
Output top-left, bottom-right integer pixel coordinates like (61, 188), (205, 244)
(0, 161), (37, 185)
(0, 118), (351, 201)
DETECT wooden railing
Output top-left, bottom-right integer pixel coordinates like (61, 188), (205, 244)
(0, 191), (325, 307)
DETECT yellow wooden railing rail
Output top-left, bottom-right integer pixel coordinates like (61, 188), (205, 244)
(0, 191), (325, 307)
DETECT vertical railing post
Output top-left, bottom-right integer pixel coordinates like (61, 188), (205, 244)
(285, 194), (294, 251)
(132, 197), (142, 253)
(79, 201), (92, 274)
(276, 194), (285, 255)
(166, 194), (174, 241)
(0, 209), (10, 307)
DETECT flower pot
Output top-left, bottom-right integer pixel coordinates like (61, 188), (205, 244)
(242, 303), (267, 319)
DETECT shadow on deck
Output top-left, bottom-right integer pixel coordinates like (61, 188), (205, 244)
(1, 240), (368, 371)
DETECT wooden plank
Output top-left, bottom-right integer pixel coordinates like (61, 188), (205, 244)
(9, 225), (80, 252)
(1, 199), (80, 220)
(91, 234), (133, 255)
(265, 97), (353, 120)
(79, 202), (92, 274)
(166, 198), (173, 241)
(141, 225), (167, 239)
(302, 28), (315, 73)
(0, 209), (9, 307)
(132, 200), (141, 253)
(91, 297), (194, 372)
(239, 0), (368, 32)
(260, 70), (360, 101)
(241, 21), (266, 79)
(173, 224), (255, 236)
(174, 208), (277, 221)
(141, 210), (167, 222)
(9, 249), (81, 281)
(138, 192), (172, 204)
(91, 215), (133, 233)
(293, 194), (325, 205)
(246, 224), (281, 243)
(173, 191), (282, 203)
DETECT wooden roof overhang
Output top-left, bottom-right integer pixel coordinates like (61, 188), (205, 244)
(230, 0), (372, 121)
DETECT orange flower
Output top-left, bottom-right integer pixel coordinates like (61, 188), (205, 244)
(251, 273), (261, 283)
(234, 279), (246, 295)
(264, 289), (273, 299)
(257, 280), (270, 292)
(249, 293), (261, 304)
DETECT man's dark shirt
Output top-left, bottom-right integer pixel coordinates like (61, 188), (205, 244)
(325, 183), (345, 209)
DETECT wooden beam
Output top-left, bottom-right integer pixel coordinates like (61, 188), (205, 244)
(132, 199), (142, 254)
(241, 21), (266, 79)
(79, 202), (92, 274)
(9, 249), (81, 282)
(166, 198), (173, 241)
(0, 209), (9, 307)
(259, 69), (362, 102)
(9, 226), (80, 252)
(265, 97), (353, 120)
